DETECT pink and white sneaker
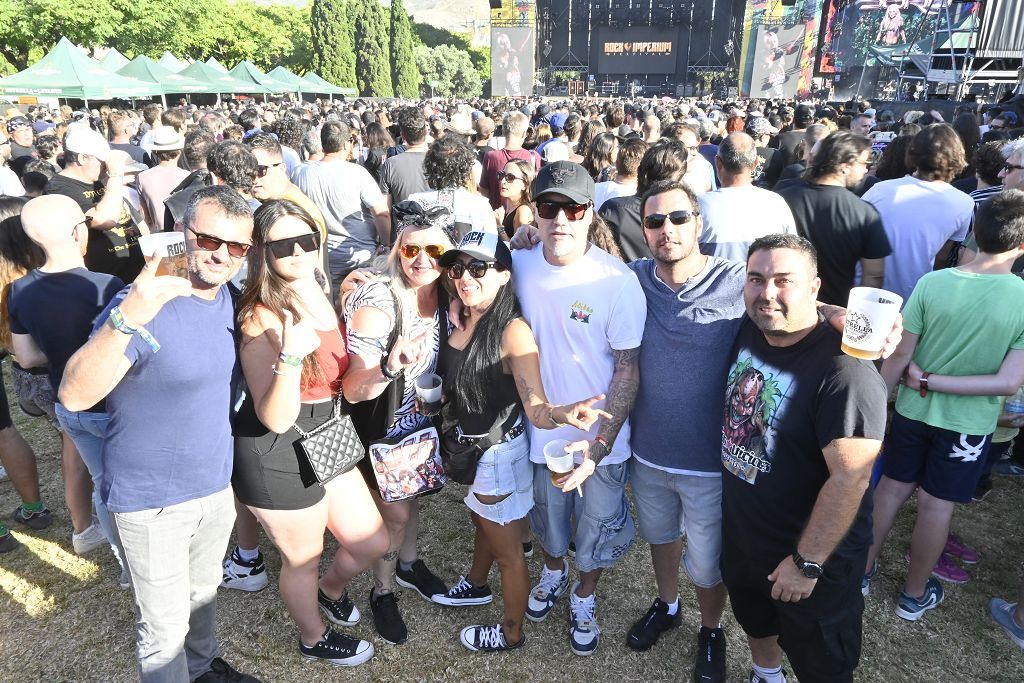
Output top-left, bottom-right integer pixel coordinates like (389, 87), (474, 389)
(944, 533), (979, 565)
(905, 551), (970, 584)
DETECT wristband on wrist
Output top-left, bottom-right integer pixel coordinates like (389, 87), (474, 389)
(380, 353), (400, 380)
(109, 306), (161, 352)
(548, 405), (567, 428)
(272, 363), (299, 376)
(920, 371), (930, 398)
(278, 351), (303, 367)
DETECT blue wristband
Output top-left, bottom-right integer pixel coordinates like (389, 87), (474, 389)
(109, 306), (161, 353)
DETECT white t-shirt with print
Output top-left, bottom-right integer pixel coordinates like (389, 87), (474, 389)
(512, 243), (647, 466)
(861, 174), (973, 303)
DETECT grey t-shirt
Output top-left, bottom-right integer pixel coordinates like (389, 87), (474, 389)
(291, 159), (384, 277)
(628, 256), (747, 474)
(378, 150), (428, 205)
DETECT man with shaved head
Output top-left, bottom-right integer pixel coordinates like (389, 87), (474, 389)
(9, 194), (125, 568)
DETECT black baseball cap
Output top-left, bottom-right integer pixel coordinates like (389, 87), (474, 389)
(532, 161), (595, 205)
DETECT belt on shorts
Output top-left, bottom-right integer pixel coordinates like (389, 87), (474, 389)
(455, 419), (526, 446)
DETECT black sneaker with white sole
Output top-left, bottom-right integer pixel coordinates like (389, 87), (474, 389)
(300, 628), (374, 667)
(318, 589), (360, 626)
(460, 623), (526, 652)
(395, 559), (447, 601)
(369, 590), (408, 645)
(433, 576), (494, 606)
(626, 598), (681, 651)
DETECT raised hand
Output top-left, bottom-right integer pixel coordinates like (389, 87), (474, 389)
(553, 394), (612, 431)
(118, 253), (192, 327)
(280, 309), (321, 359)
(386, 331), (430, 374)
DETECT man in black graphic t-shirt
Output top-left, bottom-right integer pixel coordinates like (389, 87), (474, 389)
(720, 234), (886, 683)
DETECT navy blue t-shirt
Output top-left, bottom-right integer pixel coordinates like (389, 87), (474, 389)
(94, 285), (238, 513)
(9, 268), (124, 409)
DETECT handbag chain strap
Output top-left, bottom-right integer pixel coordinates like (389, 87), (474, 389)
(291, 394), (342, 439)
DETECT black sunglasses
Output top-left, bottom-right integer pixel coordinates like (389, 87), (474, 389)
(536, 200), (589, 221)
(187, 227), (252, 258)
(266, 231), (321, 259)
(497, 170), (524, 183)
(643, 210), (699, 230)
(256, 162), (284, 178)
(447, 260), (500, 279)
(1004, 162), (1024, 173)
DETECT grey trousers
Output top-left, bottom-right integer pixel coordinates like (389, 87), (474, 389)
(113, 486), (236, 682)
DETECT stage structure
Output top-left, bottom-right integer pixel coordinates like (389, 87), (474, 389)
(491, 0), (536, 97)
(738, 0), (824, 99)
(533, 0), (745, 97)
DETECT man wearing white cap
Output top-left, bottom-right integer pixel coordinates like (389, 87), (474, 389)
(44, 128), (146, 282)
(137, 128), (190, 232)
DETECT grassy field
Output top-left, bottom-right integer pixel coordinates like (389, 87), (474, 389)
(1, 391), (1023, 682)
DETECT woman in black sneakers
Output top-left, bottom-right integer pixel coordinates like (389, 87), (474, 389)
(431, 231), (606, 652)
(233, 201), (387, 667)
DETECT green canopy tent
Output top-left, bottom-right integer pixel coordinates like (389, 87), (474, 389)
(178, 60), (270, 102)
(158, 52), (188, 72)
(118, 55), (212, 106)
(302, 72), (356, 97)
(267, 66), (339, 99)
(99, 47), (130, 72)
(206, 57), (229, 73)
(0, 37), (162, 105)
(229, 61), (297, 100)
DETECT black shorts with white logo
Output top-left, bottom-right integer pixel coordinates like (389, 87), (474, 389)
(881, 411), (992, 503)
(721, 540), (866, 683)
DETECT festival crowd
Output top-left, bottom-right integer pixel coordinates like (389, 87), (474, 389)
(0, 91), (1023, 683)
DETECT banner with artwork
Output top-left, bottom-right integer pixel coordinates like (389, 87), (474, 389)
(739, 0), (824, 99)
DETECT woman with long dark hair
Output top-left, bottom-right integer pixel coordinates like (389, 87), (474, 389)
(582, 132), (619, 183)
(361, 122), (395, 184)
(233, 200), (387, 666)
(570, 119), (606, 165)
(431, 232), (607, 652)
(494, 158), (535, 239)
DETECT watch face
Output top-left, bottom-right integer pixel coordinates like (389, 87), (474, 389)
(802, 563), (823, 579)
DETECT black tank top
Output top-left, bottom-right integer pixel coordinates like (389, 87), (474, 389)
(439, 340), (522, 438)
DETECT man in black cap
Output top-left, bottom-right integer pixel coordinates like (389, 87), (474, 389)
(513, 160), (646, 658)
(7, 116), (38, 160)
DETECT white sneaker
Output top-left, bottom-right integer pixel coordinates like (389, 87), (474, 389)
(221, 546), (269, 592)
(72, 523), (107, 555)
(526, 559), (570, 622)
(568, 581), (600, 656)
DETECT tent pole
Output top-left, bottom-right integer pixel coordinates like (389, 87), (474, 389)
(161, 93), (167, 108)
(84, 98), (90, 109)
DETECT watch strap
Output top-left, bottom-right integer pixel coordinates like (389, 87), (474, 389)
(920, 371), (930, 398)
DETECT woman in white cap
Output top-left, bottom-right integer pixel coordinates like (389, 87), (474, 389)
(431, 230), (607, 652)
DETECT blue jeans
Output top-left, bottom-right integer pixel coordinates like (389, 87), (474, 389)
(54, 403), (121, 566)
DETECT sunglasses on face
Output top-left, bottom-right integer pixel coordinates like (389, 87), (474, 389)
(1004, 162), (1024, 173)
(266, 231), (321, 259)
(536, 200), (589, 221)
(255, 162), (284, 178)
(187, 227), (252, 258)
(642, 210), (699, 230)
(447, 260), (499, 279)
(399, 243), (447, 259)
(497, 171), (524, 183)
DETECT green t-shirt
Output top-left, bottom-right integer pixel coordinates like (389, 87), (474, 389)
(896, 268), (1024, 434)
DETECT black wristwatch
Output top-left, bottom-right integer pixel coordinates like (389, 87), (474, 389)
(792, 551), (824, 580)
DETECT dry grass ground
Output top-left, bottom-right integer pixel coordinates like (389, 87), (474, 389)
(1, 385), (1023, 682)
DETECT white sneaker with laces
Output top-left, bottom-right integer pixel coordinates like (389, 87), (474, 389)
(221, 547), (269, 592)
(526, 559), (570, 622)
(568, 581), (600, 656)
(72, 522), (107, 555)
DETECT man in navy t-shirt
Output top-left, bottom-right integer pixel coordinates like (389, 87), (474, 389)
(11, 194), (125, 571)
(59, 186), (260, 683)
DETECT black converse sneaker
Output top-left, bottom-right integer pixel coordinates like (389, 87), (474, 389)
(459, 623), (526, 652)
(626, 598), (681, 651)
(433, 576), (494, 606)
(299, 628), (374, 667)
(220, 547), (269, 592)
(369, 589), (408, 645)
(395, 559), (448, 601)
(318, 588), (360, 626)
(693, 626), (727, 683)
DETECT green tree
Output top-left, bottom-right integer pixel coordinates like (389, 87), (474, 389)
(0, 0), (123, 72)
(311, 0), (356, 88)
(352, 0), (392, 97)
(414, 44), (481, 98)
(389, 0), (420, 98)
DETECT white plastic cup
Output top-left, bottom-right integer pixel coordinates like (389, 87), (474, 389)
(543, 439), (575, 486)
(138, 232), (188, 278)
(842, 287), (904, 360)
(414, 373), (443, 417)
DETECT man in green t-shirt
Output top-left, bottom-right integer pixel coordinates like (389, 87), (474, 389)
(864, 190), (1024, 622)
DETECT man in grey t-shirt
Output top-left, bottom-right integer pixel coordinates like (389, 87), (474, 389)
(625, 180), (745, 683)
(378, 107), (430, 240)
(291, 119), (389, 288)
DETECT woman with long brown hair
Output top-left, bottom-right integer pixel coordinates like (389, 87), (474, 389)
(233, 199), (387, 666)
(494, 158), (535, 239)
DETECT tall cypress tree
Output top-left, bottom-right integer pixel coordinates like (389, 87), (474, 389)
(310, 0), (356, 88)
(353, 0), (393, 97)
(389, 0), (420, 98)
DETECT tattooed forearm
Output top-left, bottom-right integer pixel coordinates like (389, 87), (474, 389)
(592, 346), (640, 465)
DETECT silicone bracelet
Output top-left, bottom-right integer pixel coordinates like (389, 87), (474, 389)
(278, 352), (303, 367)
